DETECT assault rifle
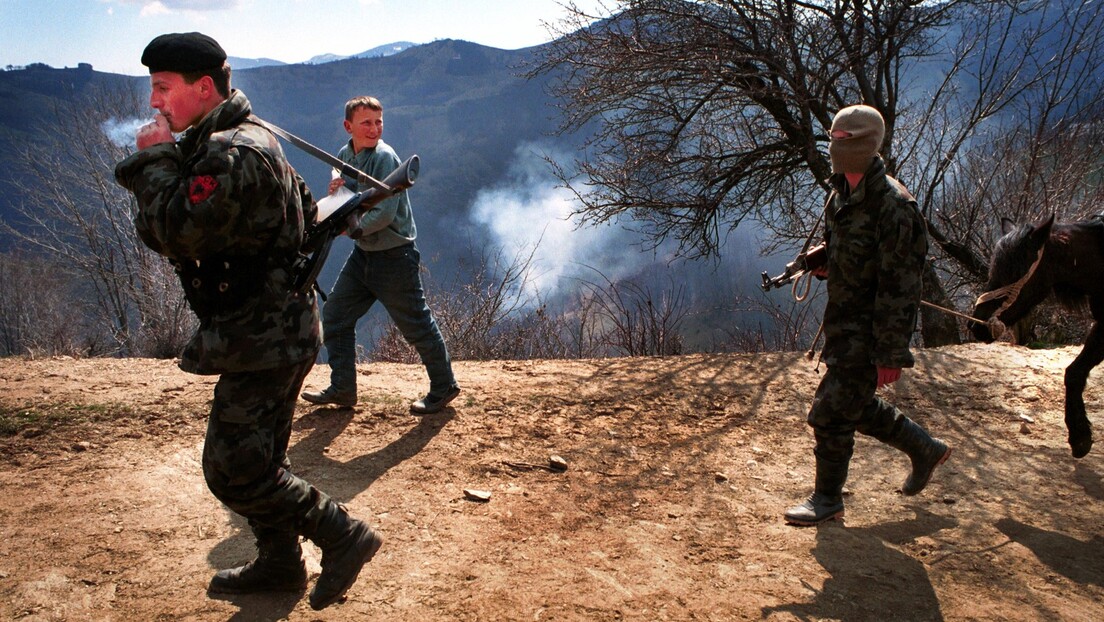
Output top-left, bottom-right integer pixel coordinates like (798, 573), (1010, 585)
(760, 242), (827, 292)
(291, 155), (420, 296)
(257, 118), (421, 297)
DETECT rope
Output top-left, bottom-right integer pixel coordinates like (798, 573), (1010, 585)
(920, 299), (1007, 340)
(791, 269), (815, 302)
(970, 244), (1045, 341)
(974, 245), (1044, 311)
(797, 284), (1010, 350)
(919, 299), (985, 325)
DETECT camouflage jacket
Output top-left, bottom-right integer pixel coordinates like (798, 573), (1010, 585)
(820, 156), (927, 369)
(114, 90), (320, 375)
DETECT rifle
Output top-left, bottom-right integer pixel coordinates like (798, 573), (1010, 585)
(760, 242), (826, 292)
(256, 119), (421, 297)
(291, 155), (420, 296)
(762, 201), (829, 294)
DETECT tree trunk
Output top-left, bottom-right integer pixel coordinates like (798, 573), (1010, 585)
(920, 260), (961, 347)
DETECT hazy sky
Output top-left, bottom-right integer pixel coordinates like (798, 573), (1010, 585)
(0, 0), (615, 75)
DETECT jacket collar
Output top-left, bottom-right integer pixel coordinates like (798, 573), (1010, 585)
(829, 155), (886, 205)
(179, 89), (251, 152)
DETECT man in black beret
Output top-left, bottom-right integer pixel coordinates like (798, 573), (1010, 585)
(115, 33), (383, 611)
(141, 31), (226, 73)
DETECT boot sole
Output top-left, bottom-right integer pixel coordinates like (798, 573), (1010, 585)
(301, 395), (357, 408)
(207, 579), (307, 595)
(784, 508), (844, 527)
(309, 529), (383, 610)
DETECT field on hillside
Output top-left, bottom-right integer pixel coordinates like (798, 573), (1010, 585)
(1, 344), (1103, 621)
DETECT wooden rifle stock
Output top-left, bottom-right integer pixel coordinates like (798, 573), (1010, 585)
(760, 243), (827, 291)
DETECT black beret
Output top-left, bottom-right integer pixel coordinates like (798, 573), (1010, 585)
(141, 32), (227, 73)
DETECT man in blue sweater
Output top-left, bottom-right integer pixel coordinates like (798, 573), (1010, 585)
(302, 96), (459, 413)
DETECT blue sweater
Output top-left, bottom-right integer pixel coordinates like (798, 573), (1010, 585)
(337, 138), (417, 251)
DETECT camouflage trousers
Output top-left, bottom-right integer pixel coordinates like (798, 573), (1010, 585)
(807, 363), (907, 465)
(202, 355), (320, 534)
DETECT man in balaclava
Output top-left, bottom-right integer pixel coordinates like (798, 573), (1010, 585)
(784, 104), (952, 526)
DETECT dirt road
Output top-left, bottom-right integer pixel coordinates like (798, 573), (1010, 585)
(1, 343), (1102, 621)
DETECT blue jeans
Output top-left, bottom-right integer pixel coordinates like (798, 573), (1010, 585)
(322, 243), (454, 395)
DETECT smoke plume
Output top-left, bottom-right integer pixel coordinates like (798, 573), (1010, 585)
(469, 143), (665, 305)
(469, 141), (783, 301)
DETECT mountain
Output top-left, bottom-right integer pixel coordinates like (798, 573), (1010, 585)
(226, 56), (288, 70)
(305, 41), (417, 64)
(226, 42), (416, 69)
(0, 40), (567, 271)
(0, 39), (782, 353)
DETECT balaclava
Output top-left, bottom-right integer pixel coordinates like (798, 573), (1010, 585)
(829, 105), (885, 174)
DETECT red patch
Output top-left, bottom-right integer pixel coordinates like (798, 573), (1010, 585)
(187, 175), (219, 204)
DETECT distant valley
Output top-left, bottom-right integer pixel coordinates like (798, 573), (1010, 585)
(0, 39), (779, 353)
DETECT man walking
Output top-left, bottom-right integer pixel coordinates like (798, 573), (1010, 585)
(784, 104), (952, 526)
(114, 32), (381, 609)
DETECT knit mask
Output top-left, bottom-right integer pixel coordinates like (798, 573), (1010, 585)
(829, 105), (885, 174)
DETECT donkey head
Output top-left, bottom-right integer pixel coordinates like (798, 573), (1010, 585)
(971, 214), (1055, 342)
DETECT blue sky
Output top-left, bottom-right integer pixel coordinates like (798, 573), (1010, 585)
(0, 0), (614, 75)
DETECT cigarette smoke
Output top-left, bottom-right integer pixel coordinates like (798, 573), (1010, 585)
(100, 117), (148, 148)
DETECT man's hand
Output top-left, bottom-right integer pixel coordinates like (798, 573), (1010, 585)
(135, 114), (173, 150)
(876, 366), (901, 389)
(804, 243), (828, 279)
(327, 178), (346, 195)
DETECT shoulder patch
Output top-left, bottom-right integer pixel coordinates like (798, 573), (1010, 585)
(187, 175), (219, 204)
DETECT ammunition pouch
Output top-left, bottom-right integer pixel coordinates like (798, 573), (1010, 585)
(174, 256), (269, 319)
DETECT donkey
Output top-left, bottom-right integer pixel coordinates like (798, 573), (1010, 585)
(971, 214), (1104, 458)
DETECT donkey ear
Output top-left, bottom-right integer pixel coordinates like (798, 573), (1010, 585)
(1029, 213), (1055, 243)
(1034, 213), (1056, 233)
(1000, 217), (1017, 235)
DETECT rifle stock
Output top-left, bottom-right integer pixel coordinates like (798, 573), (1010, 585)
(760, 243), (826, 291)
(292, 155), (420, 295)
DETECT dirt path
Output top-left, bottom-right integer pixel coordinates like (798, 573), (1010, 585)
(1, 343), (1102, 621)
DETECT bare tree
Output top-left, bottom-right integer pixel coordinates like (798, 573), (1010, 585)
(532, 0), (1104, 346)
(0, 250), (101, 356)
(575, 267), (689, 356)
(913, 1), (1104, 282)
(369, 241), (581, 362)
(533, 1), (964, 251)
(559, 287), (608, 358)
(2, 83), (195, 357)
(718, 287), (825, 353)
(366, 240), (693, 361)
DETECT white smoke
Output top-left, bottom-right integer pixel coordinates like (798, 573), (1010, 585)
(468, 142), (791, 351)
(100, 117), (149, 149)
(470, 143), (668, 305)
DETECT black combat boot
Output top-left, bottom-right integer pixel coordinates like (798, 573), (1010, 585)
(886, 417), (951, 496)
(784, 456), (848, 526)
(300, 490), (383, 610)
(208, 527), (307, 594)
